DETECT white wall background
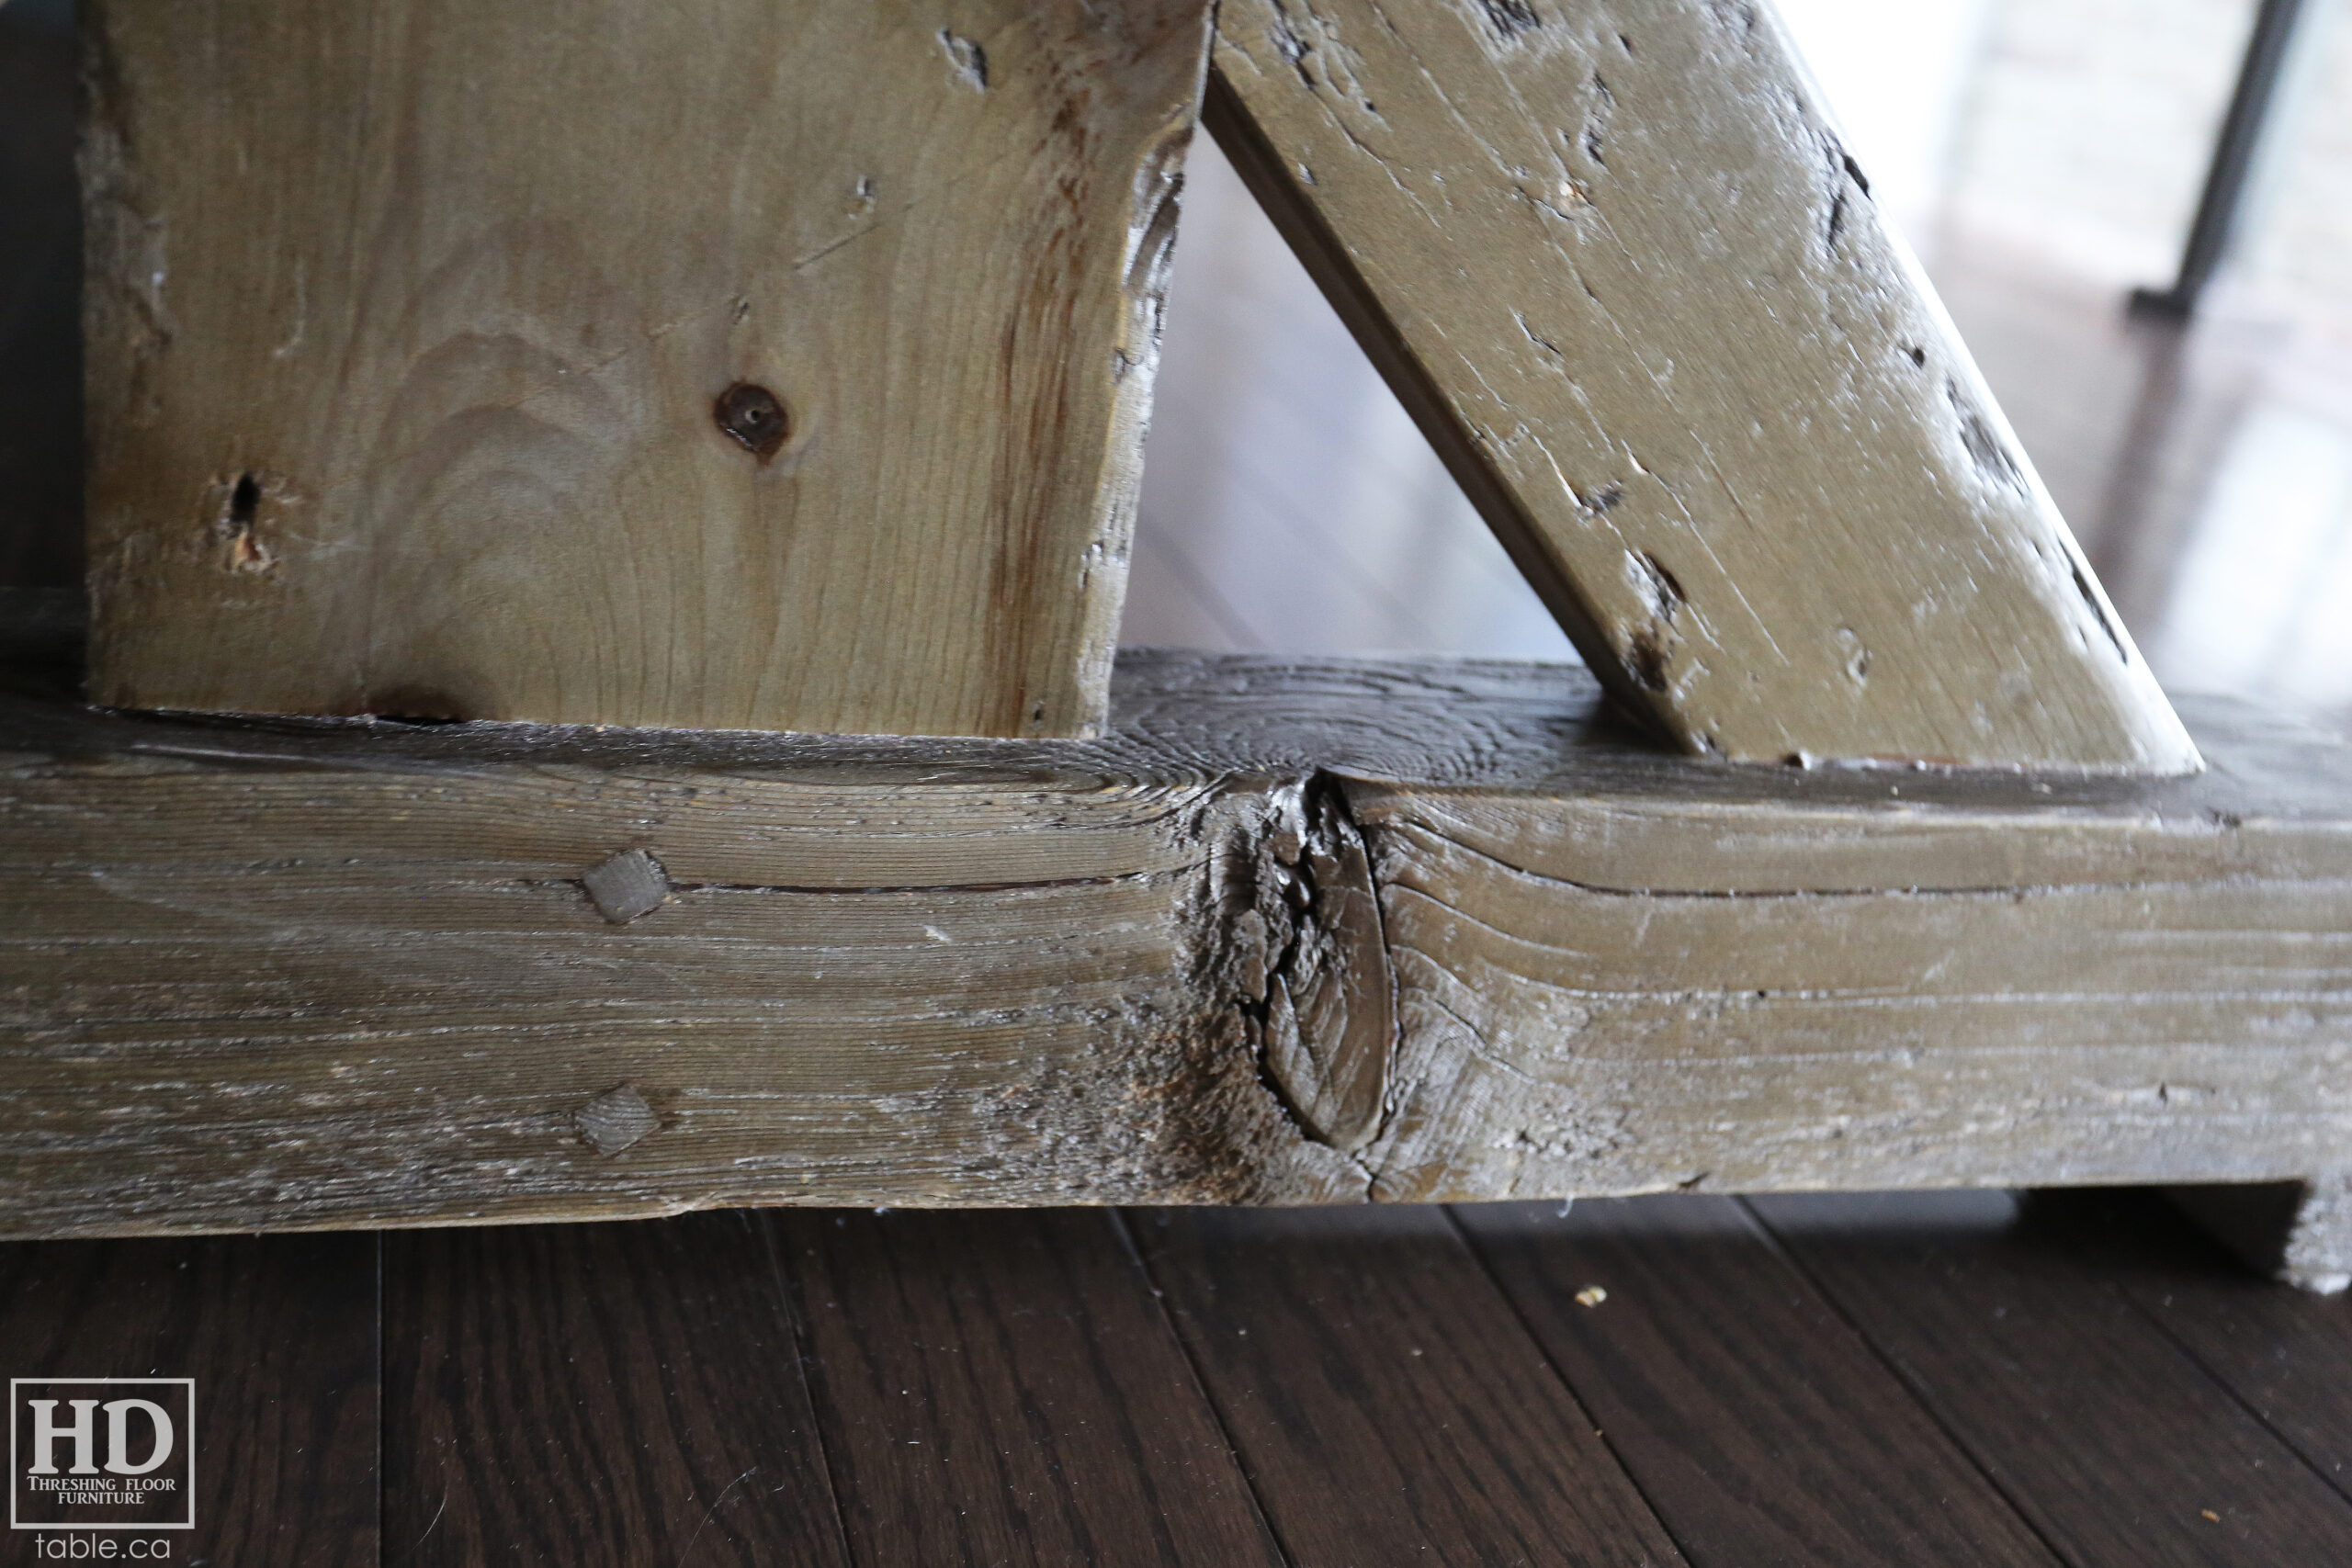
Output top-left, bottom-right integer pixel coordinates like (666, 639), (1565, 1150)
(1769, 0), (1994, 254)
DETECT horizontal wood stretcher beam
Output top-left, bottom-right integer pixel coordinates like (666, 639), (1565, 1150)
(3, 639), (2348, 1237)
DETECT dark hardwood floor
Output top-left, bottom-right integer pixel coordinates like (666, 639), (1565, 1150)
(10, 1191), (2352, 1567)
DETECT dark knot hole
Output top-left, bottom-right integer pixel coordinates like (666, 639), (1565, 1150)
(714, 382), (790, 460)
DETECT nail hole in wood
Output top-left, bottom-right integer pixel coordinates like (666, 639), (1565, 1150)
(714, 382), (790, 460)
(216, 472), (276, 574)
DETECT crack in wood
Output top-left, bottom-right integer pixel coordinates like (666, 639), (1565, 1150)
(1193, 776), (1396, 1162)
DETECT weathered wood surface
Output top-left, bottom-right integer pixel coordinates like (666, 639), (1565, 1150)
(2, 641), (2348, 1236)
(83, 0), (1207, 738)
(1206, 0), (2197, 773)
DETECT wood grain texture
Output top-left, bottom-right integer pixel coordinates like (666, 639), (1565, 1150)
(1206, 0), (2196, 773)
(1754, 1190), (2352, 1566)
(1454, 1196), (2061, 1567)
(5, 646), (2351, 1236)
(1344, 686), (2352, 1204)
(383, 1212), (849, 1568)
(776, 1208), (1283, 1568)
(0, 1232), (379, 1567)
(1130, 1203), (1686, 1566)
(83, 0), (1208, 737)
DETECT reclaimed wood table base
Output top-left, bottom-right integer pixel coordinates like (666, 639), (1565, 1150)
(49, 0), (2287, 1287)
(5, 629), (2349, 1282)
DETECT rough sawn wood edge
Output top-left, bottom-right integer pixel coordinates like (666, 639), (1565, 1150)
(0, 644), (2345, 1277)
(81, 0), (1211, 741)
(1203, 0), (2199, 774)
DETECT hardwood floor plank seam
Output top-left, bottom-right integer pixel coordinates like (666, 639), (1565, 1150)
(374, 1233), (386, 1568)
(1125, 1205), (1690, 1565)
(772, 1209), (1282, 1566)
(1748, 1192), (2352, 1564)
(1437, 1203), (1705, 1568)
(381, 1217), (854, 1568)
(754, 1214), (861, 1568)
(1118, 1213), (1326, 1568)
(1110, 1207), (1303, 1568)
(1453, 1197), (2064, 1566)
(2107, 1235), (2352, 1519)
(2105, 1198), (2352, 1510)
(1733, 1197), (2082, 1568)
(0, 1233), (383, 1567)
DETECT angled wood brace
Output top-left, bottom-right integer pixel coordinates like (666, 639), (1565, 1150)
(12, 0), (2345, 1283)
(1205, 0), (2197, 773)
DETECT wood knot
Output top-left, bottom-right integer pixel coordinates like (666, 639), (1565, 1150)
(714, 382), (790, 460)
(1236, 777), (1396, 1156)
(574, 1083), (660, 1156)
